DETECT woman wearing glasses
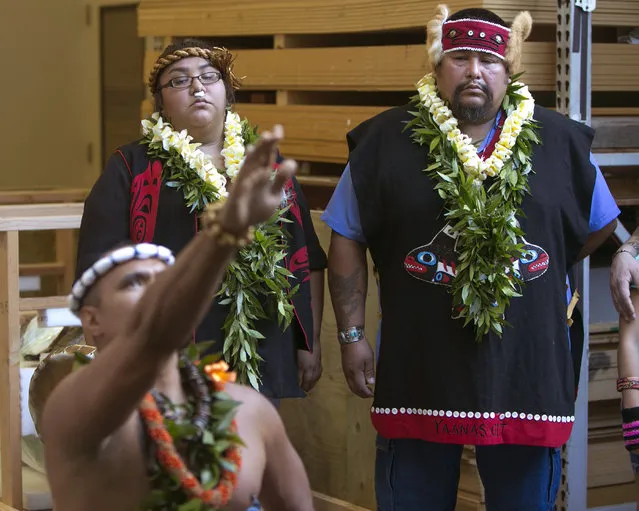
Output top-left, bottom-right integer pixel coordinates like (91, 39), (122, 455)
(75, 39), (326, 406)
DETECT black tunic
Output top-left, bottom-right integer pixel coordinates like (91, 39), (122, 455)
(348, 105), (597, 447)
(76, 141), (327, 399)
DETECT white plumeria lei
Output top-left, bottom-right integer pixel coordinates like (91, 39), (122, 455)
(141, 110), (246, 200)
(416, 73), (535, 183)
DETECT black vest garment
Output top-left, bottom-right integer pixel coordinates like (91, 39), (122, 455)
(348, 105), (596, 447)
(76, 142), (327, 399)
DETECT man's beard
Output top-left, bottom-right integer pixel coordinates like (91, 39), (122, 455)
(450, 81), (495, 124)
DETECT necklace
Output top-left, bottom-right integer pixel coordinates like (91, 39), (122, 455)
(138, 353), (243, 510)
(406, 72), (541, 340)
(139, 113), (297, 388)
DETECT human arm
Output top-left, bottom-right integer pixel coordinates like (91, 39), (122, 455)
(618, 291), (639, 409)
(611, 229), (639, 321)
(617, 291), (639, 455)
(328, 233), (374, 398)
(258, 397), (314, 511)
(297, 270), (324, 392)
(292, 177), (327, 391)
(577, 218), (617, 260)
(321, 164), (375, 398)
(41, 127), (296, 454)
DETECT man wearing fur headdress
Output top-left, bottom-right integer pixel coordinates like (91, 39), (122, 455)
(322, 5), (619, 509)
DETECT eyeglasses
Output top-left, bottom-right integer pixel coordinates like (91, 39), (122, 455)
(159, 71), (222, 90)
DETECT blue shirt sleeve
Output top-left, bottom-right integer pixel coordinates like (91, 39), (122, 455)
(320, 163), (366, 243)
(589, 153), (620, 232)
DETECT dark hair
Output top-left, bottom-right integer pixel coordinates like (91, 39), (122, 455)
(447, 8), (507, 27)
(152, 38), (237, 111)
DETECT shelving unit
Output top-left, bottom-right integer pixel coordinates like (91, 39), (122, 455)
(560, 1), (639, 510)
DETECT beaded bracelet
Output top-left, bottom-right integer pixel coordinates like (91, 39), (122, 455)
(614, 248), (636, 259)
(200, 202), (255, 249)
(617, 377), (639, 392)
(622, 406), (639, 452)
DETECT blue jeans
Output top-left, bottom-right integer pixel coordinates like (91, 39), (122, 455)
(376, 436), (561, 511)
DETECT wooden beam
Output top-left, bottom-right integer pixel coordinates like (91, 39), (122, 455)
(138, 0), (475, 36)
(297, 176), (340, 188)
(137, 0), (639, 36)
(593, 45), (639, 92)
(313, 492), (372, 511)
(0, 231), (22, 509)
(0, 189), (87, 205)
(19, 296), (70, 312)
(147, 42), (637, 93)
(235, 104), (383, 163)
(19, 261), (66, 277)
(55, 230), (76, 294)
(233, 43), (556, 92)
(0, 204), (83, 232)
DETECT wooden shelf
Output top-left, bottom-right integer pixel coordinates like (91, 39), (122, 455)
(19, 296), (70, 312)
(0, 203), (84, 232)
(0, 189), (87, 205)
(138, 0), (639, 36)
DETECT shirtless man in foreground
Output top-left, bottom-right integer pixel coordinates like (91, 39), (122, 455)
(39, 126), (315, 510)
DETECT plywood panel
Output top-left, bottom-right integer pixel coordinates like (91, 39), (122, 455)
(138, 0), (639, 36)
(279, 211), (378, 510)
(235, 104), (384, 163)
(588, 439), (635, 488)
(587, 482), (636, 509)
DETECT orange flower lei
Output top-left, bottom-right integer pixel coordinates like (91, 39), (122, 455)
(139, 360), (242, 508)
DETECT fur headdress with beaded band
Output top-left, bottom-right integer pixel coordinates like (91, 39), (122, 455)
(426, 4), (533, 74)
(147, 44), (242, 95)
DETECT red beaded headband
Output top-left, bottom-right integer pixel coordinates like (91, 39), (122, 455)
(426, 4), (533, 74)
(442, 19), (511, 60)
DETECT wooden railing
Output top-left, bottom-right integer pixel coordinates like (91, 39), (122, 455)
(0, 203), (83, 509)
(0, 189), (87, 297)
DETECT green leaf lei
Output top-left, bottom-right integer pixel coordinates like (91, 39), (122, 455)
(405, 74), (541, 340)
(74, 345), (243, 511)
(141, 347), (243, 511)
(140, 113), (296, 387)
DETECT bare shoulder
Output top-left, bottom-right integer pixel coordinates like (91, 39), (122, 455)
(225, 383), (276, 417)
(224, 383), (284, 440)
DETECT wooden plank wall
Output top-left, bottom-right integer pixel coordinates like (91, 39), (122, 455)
(138, 0), (639, 36)
(141, 41), (639, 165)
(278, 212), (378, 510)
(139, 1), (639, 183)
(137, 1), (639, 508)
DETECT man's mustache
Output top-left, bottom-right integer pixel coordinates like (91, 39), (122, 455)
(455, 81), (489, 96)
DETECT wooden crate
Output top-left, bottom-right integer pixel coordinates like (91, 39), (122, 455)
(137, 0), (639, 36)
(138, 0), (639, 173)
(136, 2), (639, 507)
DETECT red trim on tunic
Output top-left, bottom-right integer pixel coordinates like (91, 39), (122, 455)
(371, 410), (573, 447)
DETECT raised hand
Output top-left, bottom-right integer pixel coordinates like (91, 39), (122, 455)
(220, 125), (296, 234)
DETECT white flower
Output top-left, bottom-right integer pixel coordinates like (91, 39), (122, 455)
(140, 110), (251, 199)
(415, 73), (535, 182)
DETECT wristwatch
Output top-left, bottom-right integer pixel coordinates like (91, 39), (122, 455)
(338, 326), (365, 345)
